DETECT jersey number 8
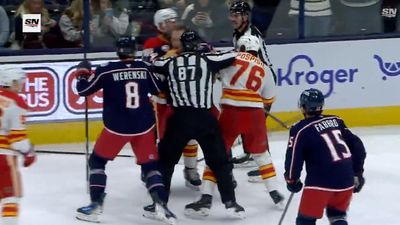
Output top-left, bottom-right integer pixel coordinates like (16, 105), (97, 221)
(125, 82), (139, 109)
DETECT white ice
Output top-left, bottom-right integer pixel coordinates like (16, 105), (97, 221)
(14, 126), (400, 225)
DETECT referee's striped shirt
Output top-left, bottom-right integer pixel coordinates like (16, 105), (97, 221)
(153, 51), (237, 109)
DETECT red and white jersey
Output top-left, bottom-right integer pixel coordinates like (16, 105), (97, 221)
(142, 34), (170, 63)
(218, 52), (275, 108)
(0, 88), (31, 155)
(143, 35), (170, 105)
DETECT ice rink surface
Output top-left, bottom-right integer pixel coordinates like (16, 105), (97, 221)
(16, 126), (400, 225)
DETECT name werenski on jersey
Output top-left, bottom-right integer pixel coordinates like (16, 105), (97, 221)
(112, 71), (147, 81)
(314, 118), (339, 132)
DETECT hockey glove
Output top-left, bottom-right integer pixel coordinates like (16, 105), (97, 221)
(23, 149), (36, 167)
(286, 179), (303, 193)
(75, 60), (92, 80)
(353, 175), (365, 193)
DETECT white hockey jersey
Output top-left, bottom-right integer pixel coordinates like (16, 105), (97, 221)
(0, 88), (31, 155)
(218, 52), (275, 108)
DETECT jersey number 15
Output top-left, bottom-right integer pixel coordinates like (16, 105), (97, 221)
(321, 129), (352, 162)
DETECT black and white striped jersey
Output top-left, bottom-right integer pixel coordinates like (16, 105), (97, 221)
(233, 25), (272, 67)
(233, 25), (277, 82)
(153, 51), (237, 109)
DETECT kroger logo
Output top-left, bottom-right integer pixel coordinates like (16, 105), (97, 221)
(373, 55), (400, 79)
(276, 55), (359, 97)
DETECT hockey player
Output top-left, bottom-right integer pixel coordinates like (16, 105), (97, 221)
(144, 9), (202, 189)
(229, 0), (277, 168)
(153, 30), (245, 219)
(285, 88), (366, 225)
(0, 67), (36, 225)
(75, 36), (176, 224)
(184, 35), (285, 217)
(142, 7), (177, 142)
(143, 8), (178, 62)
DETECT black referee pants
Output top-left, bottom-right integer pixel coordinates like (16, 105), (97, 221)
(158, 108), (236, 204)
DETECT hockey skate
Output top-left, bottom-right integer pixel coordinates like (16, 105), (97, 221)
(76, 193), (106, 223)
(247, 169), (263, 183)
(269, 190), (285, 210)
(184, 194), (212, 218)
(224, 200), (245, 219)
(76, 202), (103, 223)
(143, 192), (177, 225)
(143, 202), (177, 225)
(183, 167), (201, 191)
(231, 153), (257, 168)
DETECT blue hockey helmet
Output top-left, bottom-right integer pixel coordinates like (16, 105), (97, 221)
(230, 1), (251, 14)
(298, 88), (325, 113)
(116, 36), (136, 58)
(180, 30), (201, 52)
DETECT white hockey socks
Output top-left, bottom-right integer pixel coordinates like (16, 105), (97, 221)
(2, 197), (19, 225)
(251, 152), (279, 192)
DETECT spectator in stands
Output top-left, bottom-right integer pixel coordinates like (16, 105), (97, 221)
(12, 0), (58, 49)
(0, 6), (10, 49)
(181, 0), (231, 41)
(170, 0), (191, 16)
(381, 0), (400, 33)
(288, 0), (333, 38)
(90, 0), (130, 48)
(335, 0), (382, 35)
(251, 0), (279, 36)
(59, 0), (84, 47)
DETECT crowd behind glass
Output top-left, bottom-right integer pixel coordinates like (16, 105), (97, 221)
(0, 0), (399, 51)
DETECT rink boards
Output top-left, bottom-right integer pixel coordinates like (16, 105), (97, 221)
(0, 38), (399, 144)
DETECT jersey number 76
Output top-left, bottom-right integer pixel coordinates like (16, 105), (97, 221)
(230, 59), (265, 92)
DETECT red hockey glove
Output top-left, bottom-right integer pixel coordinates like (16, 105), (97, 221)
(23, 146), (36, 167)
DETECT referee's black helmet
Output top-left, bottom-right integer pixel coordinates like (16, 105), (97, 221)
(230, 1), (251, 14)
(180, 30), (201, 52)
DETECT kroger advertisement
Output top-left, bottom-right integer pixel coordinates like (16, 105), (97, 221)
(268, 38), (400, 111)
(15, 38), (400, 123)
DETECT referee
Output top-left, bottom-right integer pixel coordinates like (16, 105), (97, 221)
(153, 30), (245, 217)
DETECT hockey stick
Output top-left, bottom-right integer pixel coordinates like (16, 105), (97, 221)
(84, 97), (90, 192)
(266, 111), (291, 129)
(82, 0), (91, 193)
(278, 192), (294, 225)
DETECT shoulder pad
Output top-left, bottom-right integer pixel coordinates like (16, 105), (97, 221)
(99, 62), (110, 67)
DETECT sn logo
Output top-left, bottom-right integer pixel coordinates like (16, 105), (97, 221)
(24, 19), (40, 27)
(381, 8), (398, 18)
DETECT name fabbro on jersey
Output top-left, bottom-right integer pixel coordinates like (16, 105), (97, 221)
(314, 118), (339, 132)
(112, 71), (147, 81)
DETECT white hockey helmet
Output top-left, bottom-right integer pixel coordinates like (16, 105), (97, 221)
(153, 8), (178, 30)
(0, 67), (26, 87)
(236, 35), (260, 52)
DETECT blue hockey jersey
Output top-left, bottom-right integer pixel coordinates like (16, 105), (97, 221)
(284, 115), (366, 191)
(76, 60), (161, 134)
